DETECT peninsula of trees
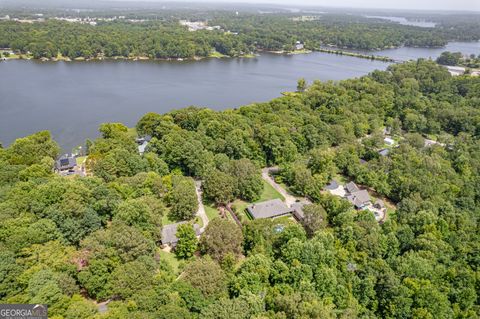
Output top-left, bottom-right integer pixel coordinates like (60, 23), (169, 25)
(0, 60), (479, 318)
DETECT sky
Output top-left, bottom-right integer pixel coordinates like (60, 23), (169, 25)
(121, 0), (480, 12)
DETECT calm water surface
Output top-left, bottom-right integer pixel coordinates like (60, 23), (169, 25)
(1, 41), (479, 150)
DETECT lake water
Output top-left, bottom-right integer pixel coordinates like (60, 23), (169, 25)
(365, 16), (437, 28)
(1, 41), (479, 150)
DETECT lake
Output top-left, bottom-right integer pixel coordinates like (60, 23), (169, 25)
(365, 16), (437, 28)
(1, 41), (479, 150)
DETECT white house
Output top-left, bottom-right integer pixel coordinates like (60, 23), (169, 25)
(384, 137), (395, 146)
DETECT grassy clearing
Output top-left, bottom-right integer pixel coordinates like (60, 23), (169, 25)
(127, 127), (137, 138)
(76, 156), (86, 166)
(260, 180), (284, 202)
(272, 215), (297, 224)
(209, 51), (228, 58)
(158, 250), (182, 275)
(162, 208), (176, 226)
(204, 204), (220, 221)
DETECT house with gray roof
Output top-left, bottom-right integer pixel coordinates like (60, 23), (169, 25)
(378, 148), (390, 157)
(346, 189), (371, 209)
(291, 201), (308, 221)
(55, 155), (76, 171)
(161, 222), (201, 247)
(246, 199), (294, 219)
(345, 181), (360, 194)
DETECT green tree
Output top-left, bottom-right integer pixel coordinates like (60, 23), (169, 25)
(302, 204), (328, 237)
(169, 177), (198, 221)
(297, 78), (307, 92)
(175, 223), (198, 259)
(200, 219), (243, 262)
(182, 258), (228, 298)
(203, 170), (236, 205)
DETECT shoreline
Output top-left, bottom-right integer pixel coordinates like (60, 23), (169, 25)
(0, 49), (395, 64)
(1, 42), (472, 64)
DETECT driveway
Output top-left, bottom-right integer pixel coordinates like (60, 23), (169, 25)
(195, 181), (209, 233)
(261, 167), (299, 206)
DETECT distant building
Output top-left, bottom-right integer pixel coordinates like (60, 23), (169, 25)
(378, 148), (390, 157)
(246, 199), (294, 219)
(55, 155), (76, 171)
(445, 65), (466, 76)
(136, 136), (151, 155)
(384, 137), (395, 146)
(295, 41), (304, 50)
(161, 222), (201, 247)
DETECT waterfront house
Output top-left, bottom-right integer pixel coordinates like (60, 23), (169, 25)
(295, 41), (304, 50)
(55, 155), (76, 171)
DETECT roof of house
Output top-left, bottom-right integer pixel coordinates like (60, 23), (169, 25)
(138, 141), (149, 155)
(55, 155), (76, 170)
(246, 199), (293, 219)
(325, 180), (339, 190)
(161, 222), (200, 245)
(384, 137), (395, 145)
(345, 181), (360, 194)
(291, 201), (307, 220)
(378, 148), (390, 157)
(346, 190), (371, 208)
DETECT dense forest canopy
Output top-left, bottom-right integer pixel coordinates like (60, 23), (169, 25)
(0, 10), (479, 59)
(1, 60), (479, 318)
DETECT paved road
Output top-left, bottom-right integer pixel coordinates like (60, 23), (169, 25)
(195, 181), (209, 233)
(261, 167), (298, 206)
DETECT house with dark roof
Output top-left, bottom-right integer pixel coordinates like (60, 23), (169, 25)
(345, 181), (360, 194)
(246, 199), (294, 219)
(55, 155), (76, 171)
(291, 201), (308, 221)
(161, 222), (201, 247)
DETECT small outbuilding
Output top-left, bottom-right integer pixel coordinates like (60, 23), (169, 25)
(246, 199), (294, 219)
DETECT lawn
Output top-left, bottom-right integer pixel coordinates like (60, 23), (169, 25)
(162, 208), (175, 226)
(76, 156), (87, 166)
(209, 50), (228, 58)
(158, 249), (182, 275)
(232, 180), (285, 221)
(204, 204), (220, 221)
(259, 180), (284, 202)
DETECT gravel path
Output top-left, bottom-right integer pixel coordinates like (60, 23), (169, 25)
(195, 181), (209, 233)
